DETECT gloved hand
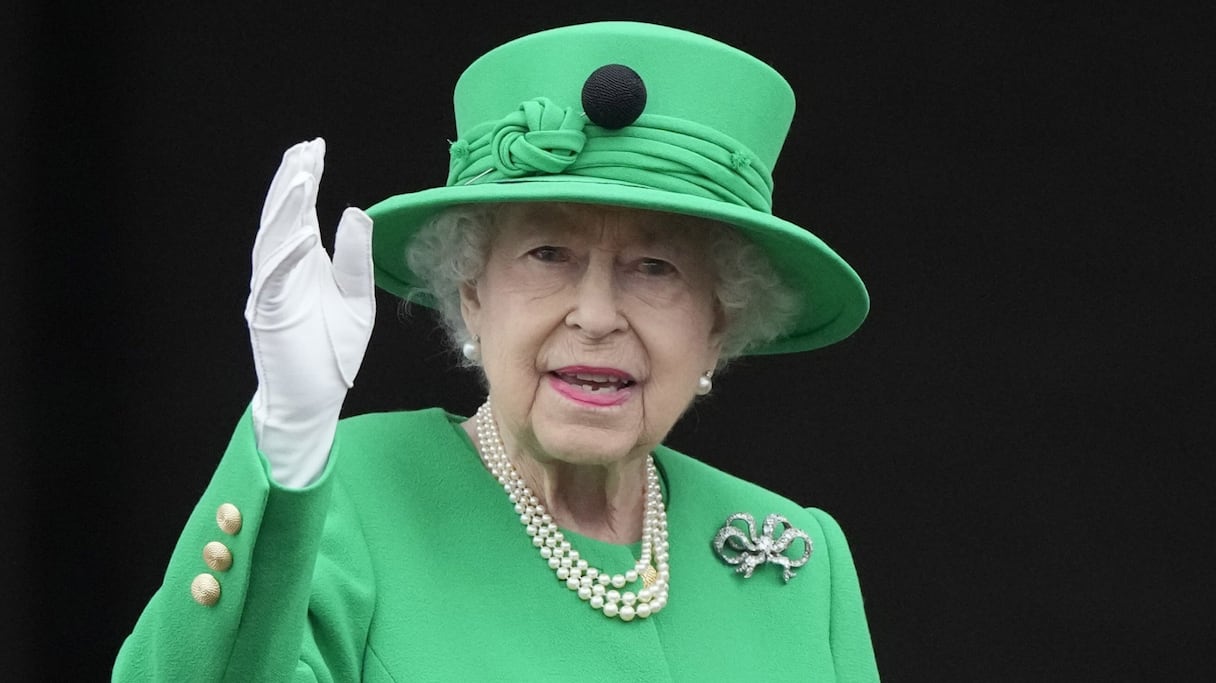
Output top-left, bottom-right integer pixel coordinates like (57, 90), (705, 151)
(245, 138), (375, 487)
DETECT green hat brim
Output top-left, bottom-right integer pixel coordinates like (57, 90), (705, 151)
(368, 174), (868, 355)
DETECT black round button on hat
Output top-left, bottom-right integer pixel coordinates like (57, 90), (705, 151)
(581, 64), (647, 129)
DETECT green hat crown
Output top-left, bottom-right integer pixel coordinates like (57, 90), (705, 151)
(450, 21), (794, 184)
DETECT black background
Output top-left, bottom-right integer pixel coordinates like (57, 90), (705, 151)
(5, 2), (1213, 679)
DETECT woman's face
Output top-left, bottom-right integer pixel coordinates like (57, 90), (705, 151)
(461, 203), (723, 468)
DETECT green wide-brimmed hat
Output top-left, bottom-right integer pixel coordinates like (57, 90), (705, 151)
(367, 21), (868, 354)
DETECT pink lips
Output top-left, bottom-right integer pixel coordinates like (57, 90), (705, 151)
(548, 366), (636, 407)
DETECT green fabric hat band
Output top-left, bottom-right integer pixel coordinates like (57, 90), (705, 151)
(447, 97), (775, 212)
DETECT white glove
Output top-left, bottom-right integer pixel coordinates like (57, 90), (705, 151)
(245, 138), (375, 487)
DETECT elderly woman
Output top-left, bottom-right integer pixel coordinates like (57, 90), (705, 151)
(115, 21), (878, 681)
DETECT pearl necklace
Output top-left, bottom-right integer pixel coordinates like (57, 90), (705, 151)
(474, 400), (670, 621)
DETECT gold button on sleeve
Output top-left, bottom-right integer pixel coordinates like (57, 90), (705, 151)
(216, 503), (242, 535)
(203, 541), (233, 572)
(190, 573), (221, 606)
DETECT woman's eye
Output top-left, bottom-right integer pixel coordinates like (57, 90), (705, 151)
(528, 246), (567, 262)
(638, 258), (676, 276)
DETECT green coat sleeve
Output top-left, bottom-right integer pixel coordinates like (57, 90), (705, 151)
(112, 408), (375, 681)
(807, 507), (881, 682)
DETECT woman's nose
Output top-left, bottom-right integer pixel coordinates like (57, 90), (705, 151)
(564, 259), (628, 339)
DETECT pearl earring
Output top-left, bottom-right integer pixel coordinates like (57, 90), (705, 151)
(462, 336), (481, 363)
(696, 370), (713, 396)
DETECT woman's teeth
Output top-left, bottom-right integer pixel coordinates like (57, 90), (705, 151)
(556, 372), (634, 391)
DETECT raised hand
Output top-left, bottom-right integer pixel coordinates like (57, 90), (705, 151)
(245, 138), (375, 487)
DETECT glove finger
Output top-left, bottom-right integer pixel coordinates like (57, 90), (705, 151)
(329, 207), (375, 387)
(247, 178), (317, 312)
(254, 138), (325, 266)
(260, 138), (325, 225)
(331, 207), (375, 306)
(245, 225), (319, 326)
(253, 169), (320, 279)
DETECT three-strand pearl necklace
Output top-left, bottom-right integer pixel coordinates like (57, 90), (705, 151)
(474, 400), (670, 621)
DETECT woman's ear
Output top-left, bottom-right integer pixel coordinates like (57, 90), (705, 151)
(459, 280), (481, 338)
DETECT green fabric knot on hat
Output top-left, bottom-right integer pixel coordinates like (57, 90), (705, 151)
(489, 97), (587, 178)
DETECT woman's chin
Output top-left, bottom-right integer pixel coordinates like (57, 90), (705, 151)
(524, 384), (648, 463)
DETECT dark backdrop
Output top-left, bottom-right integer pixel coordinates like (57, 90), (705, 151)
(5, 2), (1212, 679)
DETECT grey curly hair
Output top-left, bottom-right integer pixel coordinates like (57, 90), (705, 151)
(403, 204), (799, 369)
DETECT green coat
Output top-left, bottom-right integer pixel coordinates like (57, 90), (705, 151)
(114, 408), (879, 681)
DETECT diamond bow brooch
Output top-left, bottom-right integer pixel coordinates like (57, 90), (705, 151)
(712, 512), (813, 583)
